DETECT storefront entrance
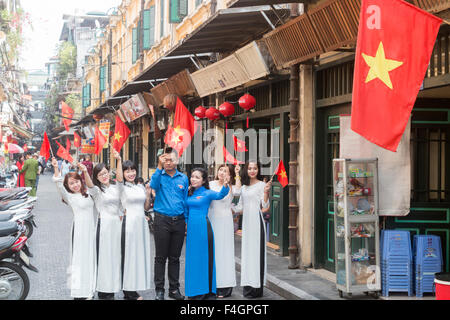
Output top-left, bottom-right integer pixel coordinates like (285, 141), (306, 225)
(314, 104), (351, 272)
(386, 107), (450, 272)
(314, 105), (450, 273)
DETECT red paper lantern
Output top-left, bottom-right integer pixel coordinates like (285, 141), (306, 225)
(194, 106), (207, 119)
(205, 107), (221, 121)
(218, 102), (235, 117)
(93, 114), (103, 121)
(238, 94), (256, 111)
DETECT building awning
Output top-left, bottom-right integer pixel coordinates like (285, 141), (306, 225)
(228, 0), (303, 7)
(134, 6), (289, 82)
(6, 122), (34, 139)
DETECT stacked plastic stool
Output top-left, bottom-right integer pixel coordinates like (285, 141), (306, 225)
(381, 230), (413, 297)
(413, 235), (443, 297)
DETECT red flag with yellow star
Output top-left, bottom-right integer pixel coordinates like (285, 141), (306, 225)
(351, 0), (441, 152)
(274, 160), (288, 188)
(61, 101), (74, 132)
(233, 135), (248, 152)
(55, 140), (73, 163)
(94, 126), (107, 155)
(73, 131), (81, 148)
(112, 115), (130, 153)
(164, 97), (197, 156)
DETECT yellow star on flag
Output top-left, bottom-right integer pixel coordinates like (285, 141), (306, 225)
(114, 132), (123, 142)
(362, 41), (404, 90)
(171, 126), (185, 144)
(280, 170), (287, 179)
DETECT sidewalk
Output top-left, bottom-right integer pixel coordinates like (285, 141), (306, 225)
(234, 235), (439, 300)
(233, 235), (380, 300)
(234, 235), (341, 300)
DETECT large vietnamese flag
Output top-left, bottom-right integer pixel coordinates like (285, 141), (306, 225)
(351, 0), (441, 152)
(164, 97), (198, 156)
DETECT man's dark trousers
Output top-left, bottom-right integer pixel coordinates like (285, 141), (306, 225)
(153, 212), (185, 293)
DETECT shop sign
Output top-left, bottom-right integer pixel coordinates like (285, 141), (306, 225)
(120, 93), (149, 122)
(81, 138), (95, 154)
(98, 120), (111, 148)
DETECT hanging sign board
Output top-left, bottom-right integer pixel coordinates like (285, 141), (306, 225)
(120, 93), (149, 122)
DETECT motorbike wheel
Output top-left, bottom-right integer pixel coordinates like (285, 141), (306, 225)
(0, 261), (30, 300)
(24, 221), (33, 238)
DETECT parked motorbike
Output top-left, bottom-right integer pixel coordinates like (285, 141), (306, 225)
(0, 220), (38, 300)
(0, 192), (37, 238)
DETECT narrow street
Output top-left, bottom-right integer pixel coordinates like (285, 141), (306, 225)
(26, 172), (284, 300)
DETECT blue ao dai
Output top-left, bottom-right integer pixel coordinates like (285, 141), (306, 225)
(185, 185), (229, 297)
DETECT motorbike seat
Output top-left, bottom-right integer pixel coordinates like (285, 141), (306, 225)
(0, 222), (18, 237)
(0, 214), (13, 222)
(0, 199), (27, 211)
(0, 236), (15, 251)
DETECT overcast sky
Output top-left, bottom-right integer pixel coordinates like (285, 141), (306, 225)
(20, 0), (121, 72)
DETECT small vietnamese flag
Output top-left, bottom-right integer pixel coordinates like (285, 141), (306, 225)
(55, 140), (73, 163)
(94, 126), (107, 155)
(39, 131), (51, 161)
(112, 115), (131, 152)
(66, 137), (71, 152)
(73, 131), (81, 148)
(233, 135), (248, 152)
(223, 146), (244, 165)
(274, 160), (288, 188)
(61, 101), (74, 132)
(22, 144), (28, 152)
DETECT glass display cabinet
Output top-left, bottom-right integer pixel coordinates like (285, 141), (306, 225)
(333, 158), (381, 298)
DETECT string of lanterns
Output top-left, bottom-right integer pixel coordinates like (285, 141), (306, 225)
(194, 93), (256, 128)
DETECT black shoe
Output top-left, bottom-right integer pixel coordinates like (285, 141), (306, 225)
(168, 289), (185, 300)
(155, 290), (165, 300)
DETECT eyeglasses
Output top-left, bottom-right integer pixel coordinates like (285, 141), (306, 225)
(98, 171), (109, 178)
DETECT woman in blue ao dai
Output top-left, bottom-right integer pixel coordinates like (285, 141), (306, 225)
(185, 167), (230, 300)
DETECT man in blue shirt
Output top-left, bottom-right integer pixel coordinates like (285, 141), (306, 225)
(150, 149), (188, 300)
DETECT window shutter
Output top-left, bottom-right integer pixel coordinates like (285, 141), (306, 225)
(87, 83), (91, 107)
(169, 0), (183, 23)
(179, 0), (188, 17)
(82, 85), (86, 108)
(143, 7), (155, 50)
(160, 0), (165, 38)
(132, 27), (138, 63)
(100, 66), (106, 92)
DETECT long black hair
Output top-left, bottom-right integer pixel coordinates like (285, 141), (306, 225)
(188, 167), (209, 196)
(122, 160), (138, 185)
(92, 163), (115, 193)
(241, 160), (264, 186)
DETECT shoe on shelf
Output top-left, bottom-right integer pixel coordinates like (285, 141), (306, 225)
(168, 289), (185, 300)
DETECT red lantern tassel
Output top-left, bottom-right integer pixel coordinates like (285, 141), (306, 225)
(226, 121), (228, 131)
(246, 115), (249, 128)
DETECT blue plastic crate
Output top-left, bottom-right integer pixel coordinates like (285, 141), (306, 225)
(413, 235), (443, 297)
